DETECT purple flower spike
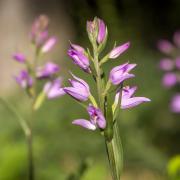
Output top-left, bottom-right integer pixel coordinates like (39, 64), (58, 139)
(157, 40), (174, 54)
(159, 58), (174, 71)
(173, 31), (180, 48)
(97, 18), (106, 44)
(175, 57), (180, 69)
(115, 86), (151, 109)
(109, 42), (130, 59)
(36, 62), (60, 78)
(13, 53), (26, 63)
(41, 37), (57, 53)
(109, 62), (136, 85)
(15, 70), (33, 89)
(68, 44), (90, 73)
(170, 94), (180, 113)
(44, 78), (65, 99)
(63, 73), (90, 101)
(72, 104), (106, 130)
(162, 72), (177, 88)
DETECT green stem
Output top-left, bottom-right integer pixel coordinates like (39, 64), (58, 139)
(27, 127), (34, 180)
(92, 41), (123, 179)
(105, 121), (123, 180)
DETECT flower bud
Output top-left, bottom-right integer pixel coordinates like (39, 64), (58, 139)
(109, 42), (130, 59)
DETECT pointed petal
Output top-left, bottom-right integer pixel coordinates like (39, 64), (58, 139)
(109, 42), (130, 59)
(72, 119), (96, 130)
(122, 86), (137, 98)
(121, 97), (151, 109)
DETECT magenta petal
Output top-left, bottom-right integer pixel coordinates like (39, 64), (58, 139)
(63, 87), (89, 101)
(42, 37), (57, 53)
(122, 86), (137, 98)
(121, 97), (151, 109)
(159, 58), (174, 71)
(173, 31), (180, 48)
(44, 78), (65, 99)
(162, 73), (177, 88)
(170, 94), (180, 113)
(97, 19), (106, 44)
(13, 53), (26, 63)
(72, 119), (96, 130)
(109, 42), (130, 59)
(157, 40), (174, 54)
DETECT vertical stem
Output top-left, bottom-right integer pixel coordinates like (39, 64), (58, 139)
(92, 42), (123, 179)
(27, 128), (34, 180)
(105, 121), (123, 180)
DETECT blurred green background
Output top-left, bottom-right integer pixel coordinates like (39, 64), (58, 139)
(0, 0), (180, 179)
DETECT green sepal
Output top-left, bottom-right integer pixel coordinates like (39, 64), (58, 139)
(33, 91), (46, 110)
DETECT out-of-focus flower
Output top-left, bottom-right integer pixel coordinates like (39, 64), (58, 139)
(36, 62), (60, 78)
(170, 94), (180, 113)
(109, 63), (136, 85)
(72, 104), (106, 130)
(115, 86), (151, 109)
(175, 57), (180, 69)
(109, 42), (130, 59)
(68, 44), (90, 73)
(173, 31), (180, 48)
(15, 70), (33, 89)
(41, 37), (57, 53)
(159, 58), (174, 71)
(30, 15), (49, 46)
(44, 78), (65, 99)
(13, 53), (26, 63)
(157, 40), (174, 54)
(64, 73), (90, 101)
(97, 19), (106, 44)
(162, 72), (177, 88)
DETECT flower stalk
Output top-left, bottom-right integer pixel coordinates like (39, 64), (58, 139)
(65, 16), (151, 180)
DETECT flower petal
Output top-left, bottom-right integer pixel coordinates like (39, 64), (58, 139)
(109, 42), (130, 59)
(121, 97), (151, 109)
(72, 119), (96, 130)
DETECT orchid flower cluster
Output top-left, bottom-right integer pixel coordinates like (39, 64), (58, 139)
(157, 31), (180, 113)
(66, 18), (150, 131)
(13, 15), (65, 107)
(12, 15), (65, 180)
(66, 17), (150, 179)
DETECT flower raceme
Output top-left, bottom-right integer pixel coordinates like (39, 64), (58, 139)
(158, 30), (180, 113)
(63, 73), (90, 101)
(72, 104), (106, 130)
(66, 16), (150, 180)
(13, 15), (64, 106)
